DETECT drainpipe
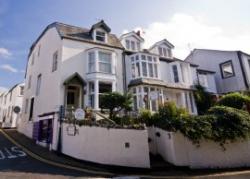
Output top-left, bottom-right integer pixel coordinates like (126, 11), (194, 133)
(57, 105), (64, 154)
(122, 51), (127, 93)
(237, 51), (249, 90)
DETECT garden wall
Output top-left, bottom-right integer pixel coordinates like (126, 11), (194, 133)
(62, 124), (150, 168)
(148, 127), (250, 169)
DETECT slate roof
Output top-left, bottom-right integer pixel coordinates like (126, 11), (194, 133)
(29, 21), (124, 58)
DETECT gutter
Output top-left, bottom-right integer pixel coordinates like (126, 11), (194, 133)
(237, 51), (249, 89)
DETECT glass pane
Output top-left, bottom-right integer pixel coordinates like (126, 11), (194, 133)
(136, 62), (140, 76)
(222, 62), (233, 77)
(148, 63), (154, 77)
(172, 65), (179, 83)
(99, 82), (112, 93)
(142, 62), (147, 77)
(154, 64), (158, 78)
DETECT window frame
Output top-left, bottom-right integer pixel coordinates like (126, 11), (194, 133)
(98, 51), (112, 74)
(219, 60), (235, 79)
(52, 51), (58, 72)
(130, 53), (159, 79)
(95, 30), (106, 43)
(36, 74), (42, 96)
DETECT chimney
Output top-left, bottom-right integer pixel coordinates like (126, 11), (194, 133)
(136, 30), (141, 37)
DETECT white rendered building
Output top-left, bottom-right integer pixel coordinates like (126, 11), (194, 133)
(0, 83), (24, 128)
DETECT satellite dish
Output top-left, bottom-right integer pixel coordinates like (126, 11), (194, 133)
(13, 106), (21, 114)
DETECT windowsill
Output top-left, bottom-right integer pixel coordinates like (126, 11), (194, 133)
(86, 72), (115, 75)
(132, 77), (161, 80)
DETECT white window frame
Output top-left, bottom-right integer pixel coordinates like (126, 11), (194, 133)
(130, 53), (159, 79)
(95, 30), (107, 43)
(87, 49), (114, 74)
(52, 51), (58, 72)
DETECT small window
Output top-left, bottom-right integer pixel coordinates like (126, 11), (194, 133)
(137, 42), (141, 51)
(20, 86), (24, 95)
(131, 41), (135, 51)
(158, 47), (163, 56)
(28, 75), (32, 89)
(36, 74), (42, 96)
(29, 98), (34, 121)
(96, 31), (106, 42)
(125, 40), (130, 50)
(172, 65), (179, 83)
(52, 51), (58, 72)
(220, 60), (235, 78)
(24, 99), (29, 114)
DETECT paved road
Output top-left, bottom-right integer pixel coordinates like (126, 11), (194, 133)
(0, 130), (108, 179)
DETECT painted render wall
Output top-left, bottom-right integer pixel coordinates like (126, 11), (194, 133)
(19, 27), (63, 138)
(61, 39), (124, 107)
(61, 124), (150, 168)
(186, 50), (246, 93)
(0, 83), (24, 128)
(148, 127), (250, 169)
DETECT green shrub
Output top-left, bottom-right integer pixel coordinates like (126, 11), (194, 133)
(179, 115), (215, 145)
(179, 106), (250, 147)
(138, 109), (153, 126)
(217, 92), (250, 110)
(193, 84), (214, 115)
(208, 106), (250, 144)
(154, 102), (188, 131)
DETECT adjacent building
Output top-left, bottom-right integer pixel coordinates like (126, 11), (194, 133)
(0, 83), (24, 128)
(185, 49), (250, 94)
(121, 33), (216, 114)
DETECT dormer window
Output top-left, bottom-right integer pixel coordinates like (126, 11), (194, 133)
(95, 31), (106, 42)
(159, 47), (171, 58)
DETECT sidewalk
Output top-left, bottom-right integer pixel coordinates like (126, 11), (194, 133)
(3, 129), (250, 178)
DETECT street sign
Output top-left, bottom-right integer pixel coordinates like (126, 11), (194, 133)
(74, 108), (85, 120)
(13, 106), (21, 114)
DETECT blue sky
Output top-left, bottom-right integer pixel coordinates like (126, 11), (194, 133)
(1, 0), (250, 91)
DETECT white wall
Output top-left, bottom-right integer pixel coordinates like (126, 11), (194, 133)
(62, 124), (150, 168)
(0, 83), (24, 128)
(149, 127), (250, 169)
(19, 27), (62, 138)
(148, 127), (189, 166)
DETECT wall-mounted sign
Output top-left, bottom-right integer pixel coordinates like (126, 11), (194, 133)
(13, 106), (21, 114)
(74, 108), (85, 120)
(66, 125), (77, 136)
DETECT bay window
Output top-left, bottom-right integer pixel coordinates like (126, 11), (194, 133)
(99, 52), (112, 73)
(130, 53), (159, 79)
(88, 52), (95, 73)
(88, 50), (113, 74)
(131, 86), (163, 111)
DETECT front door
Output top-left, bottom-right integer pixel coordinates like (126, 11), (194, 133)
(66, 86), (81, 109)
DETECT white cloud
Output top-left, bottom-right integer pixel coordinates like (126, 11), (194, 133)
(0, 86), (8, 93)
(126, 13), (250, 59)
(0, 47), (12, 58)
(0, 64), (18, 73)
